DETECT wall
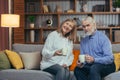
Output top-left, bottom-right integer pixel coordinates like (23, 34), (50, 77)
(0, 0), (9, 50)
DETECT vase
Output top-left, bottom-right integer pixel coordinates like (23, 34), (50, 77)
(56, 5), (62, 13)
(73, 17), (81, 27)
(116, 7), (120, 12)
(30, 30), (35, 42)
(83, 4), (88, 12)
(30, 23), (34, 28)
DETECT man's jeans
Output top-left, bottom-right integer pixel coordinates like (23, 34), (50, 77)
(74, 62), (115, 80)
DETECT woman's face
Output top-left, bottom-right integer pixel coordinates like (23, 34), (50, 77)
(61, 21), (74, 35)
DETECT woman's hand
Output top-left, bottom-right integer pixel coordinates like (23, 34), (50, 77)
(54, 49), (62, 56)
(62, 64), (67, 68)
(77, 60), (84, 68)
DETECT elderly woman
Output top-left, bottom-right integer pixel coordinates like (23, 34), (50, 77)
(40, 19), (77, 80)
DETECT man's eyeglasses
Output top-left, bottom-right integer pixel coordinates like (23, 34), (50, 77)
(82, 24), (90, 28)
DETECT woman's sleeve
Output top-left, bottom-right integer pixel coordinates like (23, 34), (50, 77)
(42, 32), (57, 59)
(65, 43), (74, 66)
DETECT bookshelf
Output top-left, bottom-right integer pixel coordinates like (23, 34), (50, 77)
(13, 0), (120, 44)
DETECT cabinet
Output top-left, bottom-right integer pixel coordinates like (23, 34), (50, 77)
(13, 0), (120, 44)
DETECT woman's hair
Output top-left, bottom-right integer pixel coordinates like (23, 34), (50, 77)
(82, 16), (96, 30)
(57, 19), (77, 42)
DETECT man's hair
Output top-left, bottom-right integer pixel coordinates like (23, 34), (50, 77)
(82, 16), (96, 30)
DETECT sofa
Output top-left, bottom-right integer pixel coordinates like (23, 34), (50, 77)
(0, 43), (120, 80)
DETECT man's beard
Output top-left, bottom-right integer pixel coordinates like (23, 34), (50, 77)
(84, 27), (95, 37)
(85, 31), (92, 37)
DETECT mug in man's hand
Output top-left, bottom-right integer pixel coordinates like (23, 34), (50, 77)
(79, 55), (85, 63)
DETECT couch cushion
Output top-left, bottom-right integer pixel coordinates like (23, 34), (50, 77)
(5, 50), (23, 69)
(73, 44), (80, 50)
(112, 44), (120, 52)
(19, 51), (41, 70)
(104, 71), (120, 80)
(13, 44), (44, 53)
(0, 51), (11, 70)
(0, 69), (54, 80)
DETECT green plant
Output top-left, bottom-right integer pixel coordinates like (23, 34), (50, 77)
(28, 16), (35, 23)
(113, 0), (120, 8)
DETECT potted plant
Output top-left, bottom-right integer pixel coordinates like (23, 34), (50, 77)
(113, 0), (120, 12)
(28, 16), (35, 28)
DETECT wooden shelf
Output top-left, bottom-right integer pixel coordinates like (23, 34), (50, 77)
(13, 0), (120, 44)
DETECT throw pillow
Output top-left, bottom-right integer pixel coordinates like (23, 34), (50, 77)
(19, 51), (41, 70)
(5, 50), (23, 69)
(114, 53), (120, 71)
(0, 51), (11, 70)
(69, 50), (80, 71)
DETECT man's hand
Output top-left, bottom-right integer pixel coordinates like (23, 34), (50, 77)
(85, 54), (94, 63)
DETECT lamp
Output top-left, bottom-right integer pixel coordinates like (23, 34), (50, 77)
(1, 14), (20, 50)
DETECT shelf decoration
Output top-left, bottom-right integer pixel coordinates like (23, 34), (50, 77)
(30, 30), (35, 43)
(82, 4), (88, 12)
(28, 16), (35, 28)
(55, 5), (62, 13)
(73, 17), (81, 27)
(113, 0), (120, 12)
(46, 19), (53, 27)
(66, 9), (74, 13)
(43, 5), (49, 13)
(81, 1), (88, 12)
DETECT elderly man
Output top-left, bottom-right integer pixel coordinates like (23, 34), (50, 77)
(74, 16), (116, 80)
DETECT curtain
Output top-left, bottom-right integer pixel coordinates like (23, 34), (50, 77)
(0, 0), (9, 51)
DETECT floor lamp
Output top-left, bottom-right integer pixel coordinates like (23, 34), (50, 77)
(1, 14), (20, 50)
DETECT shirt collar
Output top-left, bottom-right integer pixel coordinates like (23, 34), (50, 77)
(89, 30), (97, 39)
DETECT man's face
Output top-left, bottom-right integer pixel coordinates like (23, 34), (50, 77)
(82, 20), (94, 36)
